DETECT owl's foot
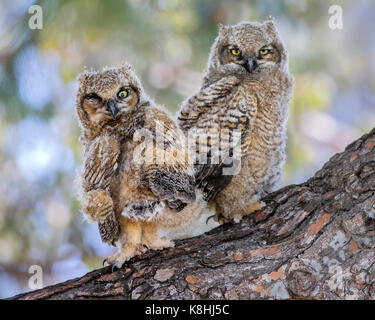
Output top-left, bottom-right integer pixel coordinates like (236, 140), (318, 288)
(141, 223), (174, 252)
(103, 244), (147, 270)
(83, 189), (113, 223)
(232, 201), (265, 223)
(213, 201), (265, 224)
(245, 200), (265, 215)
(103, 253), (120, 272)
(214, 213), (232, 225)
(143, 237), (175, 251)
(206, 215), (215, 225)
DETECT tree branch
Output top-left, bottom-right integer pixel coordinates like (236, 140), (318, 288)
(10, 128), (375, 300)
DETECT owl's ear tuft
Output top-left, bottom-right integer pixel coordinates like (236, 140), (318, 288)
(120, 62), (134, 74)
(218, 24), (229, 34)
(267, 15), (276, 23)
(77, 66), (98, 84)
(265, 16), (276, 28)
(77, 69), (91, 85)
(265, 16), (278, 37)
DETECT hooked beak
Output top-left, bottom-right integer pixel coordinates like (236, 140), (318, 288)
(107, 99), (119, 118)
(244, 56), (257, 73)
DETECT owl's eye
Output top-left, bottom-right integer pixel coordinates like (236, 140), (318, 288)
(86, 93), (101, 101)
(259, 49), (270, 55)
(230, 48), (241, 56)
(84, 93), (102, 107)
(117, 89), (129, 99)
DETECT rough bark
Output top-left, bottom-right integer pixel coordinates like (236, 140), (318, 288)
(11, 128), (375, 300)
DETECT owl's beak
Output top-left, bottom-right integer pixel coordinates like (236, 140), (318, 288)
(107, 99), (119, 118)
(245, 56), (257, 73)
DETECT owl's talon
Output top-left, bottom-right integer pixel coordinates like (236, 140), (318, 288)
(102, 258), (120, 272)
(216, 213), (231, 225)
(244, 201), (265, 216)
(233, 217), (241, 224)
(111, 263), (120, 272)
(206, 215), (215, 225)
(219, 218), (230, 225)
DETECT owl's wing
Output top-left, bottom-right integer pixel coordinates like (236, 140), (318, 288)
(178, 76), (253, 202)
(82, 135), (120, 192)
(139, 110), (196, 211)
(82, 135), (120, 245)
(143, 166), (196, 211)
(98, 210), (120, 246)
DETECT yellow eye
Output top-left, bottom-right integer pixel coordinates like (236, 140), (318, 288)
(231, 48), (241, 56)
(259, 49), (270, 55)
(117, 90), (128, 99)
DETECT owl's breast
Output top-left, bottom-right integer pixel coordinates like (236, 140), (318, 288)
(110, 139), (143, 211)
(238, 78), (289, 181)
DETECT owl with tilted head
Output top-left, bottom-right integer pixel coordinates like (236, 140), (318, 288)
(178, 17), (294, 223)
(76, 64), (207, 268)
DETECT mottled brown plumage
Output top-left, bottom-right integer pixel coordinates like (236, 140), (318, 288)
(178, 18), (294, 222)
(76, 64), (205, 267)
(76, 67), (129, 245)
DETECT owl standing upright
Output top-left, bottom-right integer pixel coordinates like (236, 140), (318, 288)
(76, 69), (123, 246)
(76, 64), (207, 267)
(178, 18), (294, 222)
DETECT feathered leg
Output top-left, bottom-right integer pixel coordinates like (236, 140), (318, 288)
(142, 222), (174, 251)
(105, 217), (145, 269)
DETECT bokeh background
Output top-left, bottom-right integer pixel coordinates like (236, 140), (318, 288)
(0, 0), (374, 298)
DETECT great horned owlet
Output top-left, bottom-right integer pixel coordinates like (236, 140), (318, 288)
(76, 69), (122, 246)
(76, 64), (206, 267)
(178, 18), (294, 223)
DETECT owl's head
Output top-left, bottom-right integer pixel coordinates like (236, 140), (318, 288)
(206, 17), (288, 82)
(76, 63), (145, 130)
